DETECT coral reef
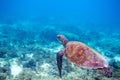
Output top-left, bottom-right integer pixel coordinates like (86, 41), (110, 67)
(0, 23), (120, 80)
(0, 65), (11, 80)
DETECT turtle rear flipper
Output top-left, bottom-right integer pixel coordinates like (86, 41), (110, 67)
(56, 50), (64, 78)
(100, 67), (112, 78)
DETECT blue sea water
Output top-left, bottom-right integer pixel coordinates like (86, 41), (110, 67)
(0, 0), (120, 80)
(0, 0), (120, 28)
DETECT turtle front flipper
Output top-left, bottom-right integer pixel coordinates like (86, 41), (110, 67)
(56, 50), (64, 78)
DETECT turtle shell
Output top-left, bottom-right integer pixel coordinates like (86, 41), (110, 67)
(64, 41), (108, 69)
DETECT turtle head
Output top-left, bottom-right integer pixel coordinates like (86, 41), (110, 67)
(57, 34), (68, 47)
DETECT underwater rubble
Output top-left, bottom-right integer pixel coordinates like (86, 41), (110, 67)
(0, 23), (120, 80)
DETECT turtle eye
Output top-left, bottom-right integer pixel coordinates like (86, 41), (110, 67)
(57, 35), (61, 38)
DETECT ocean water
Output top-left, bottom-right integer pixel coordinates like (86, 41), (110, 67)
(0, 0), (120, 80)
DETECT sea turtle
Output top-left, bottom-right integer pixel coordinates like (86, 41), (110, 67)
(56, 34), (112, 78)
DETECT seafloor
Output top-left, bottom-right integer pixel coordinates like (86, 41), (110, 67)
(0, 22), (120, 80)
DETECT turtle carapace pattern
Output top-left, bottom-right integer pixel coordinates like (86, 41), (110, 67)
(56, 34), (112, 78)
